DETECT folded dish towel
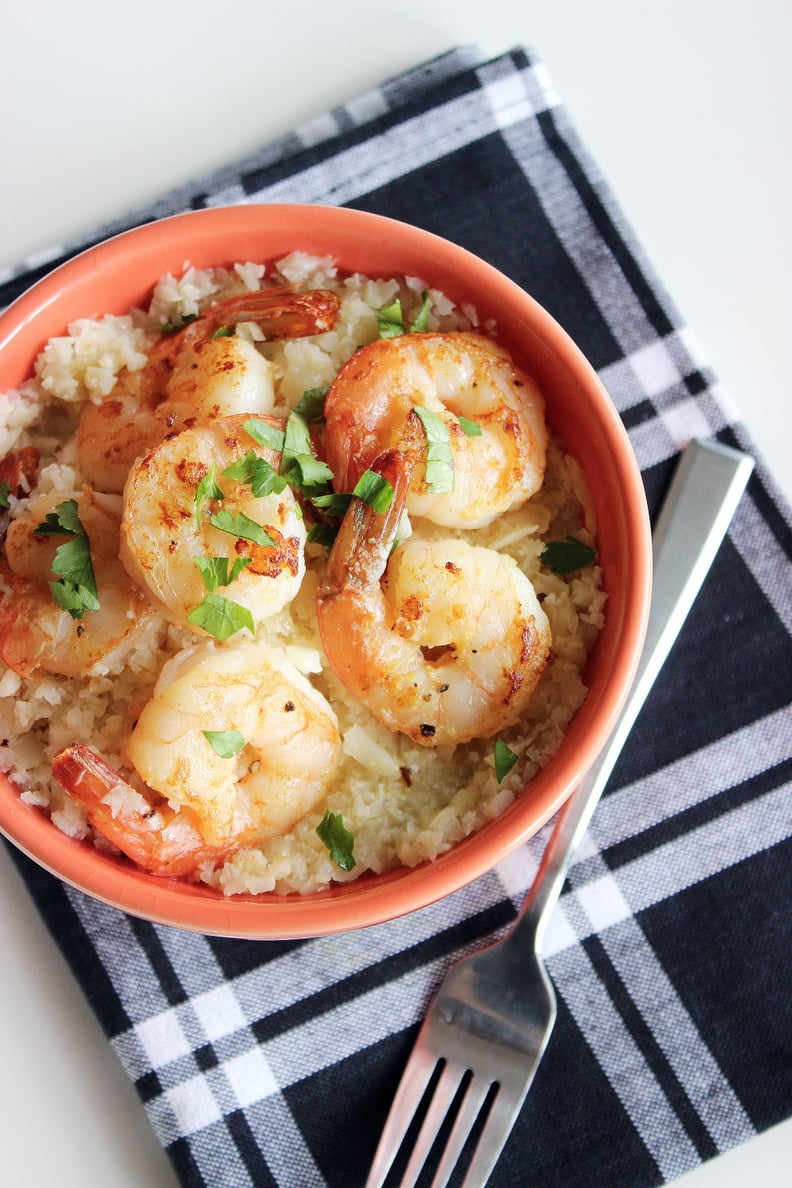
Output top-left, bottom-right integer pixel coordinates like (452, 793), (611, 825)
(2, 46), (791, 1188)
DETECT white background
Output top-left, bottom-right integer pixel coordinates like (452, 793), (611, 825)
(1, 2), (790, 1184)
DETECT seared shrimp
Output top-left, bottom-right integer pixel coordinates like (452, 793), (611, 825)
(76, 286), (341, 493)
(0, 487), (155, 679)
(316, 455), (551, 746)
(323, 332), (547, 529)
(51, 640), (342, 876)
(120, 415), (305, 633)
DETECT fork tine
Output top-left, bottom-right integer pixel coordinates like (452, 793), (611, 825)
(365, 1043), (439, 1188)
(459, 1085), (528, 1188)
(400, 1059), (469, 1187)
(428, 1074), (492, 1188)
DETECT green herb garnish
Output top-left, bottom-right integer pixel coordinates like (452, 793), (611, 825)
(186, 593), (255, 640)
(458, 416), (482, 437)
(409, 290), (431, 332)
(494, 738), (518, 784)
(312, 468), (395, 518)
(540, 536), (597, 575)
(316, 809), (356, 872)
(202, 729), (246, 757)
(33, 499), (99, 620)
(209, 509), (275, 548)
(243, 418), (286, 452)
(194, 555), (252, 592)
(294, 386), (329, 423)
(376, 292), (431, 337)
(307, 522), (338, 550)
(195, 464), (225, 528)
(376, 298), (405, 338)
(413, 406), (454, 494)
(211, 325), (233, 339)
(222, 451), (287, 498)
(280, 411), (334, 495)
(0, 482), (11, 509)
(160, 313), (198, 335)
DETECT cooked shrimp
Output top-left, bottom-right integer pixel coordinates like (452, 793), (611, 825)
(51, 640), (342, 876)
(316, 454), (551, 746)
(323, 332), (547, 529)
(76, 285), (341, 493)
(120, 414), (305, 634)
(0, 486), (155, 679)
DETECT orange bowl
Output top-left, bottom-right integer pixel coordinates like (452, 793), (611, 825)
(0, 204), (651, 937)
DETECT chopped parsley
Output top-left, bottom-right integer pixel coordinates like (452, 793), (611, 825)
(0, 481), (11, 509)
(194, 555), (251, 592)
(376, 298), (406, 339)
(243, 413), (333, 497)
(294, 386), (329, 424)
(307, 521), (338, 550)
(458, 416), (482, 437)
(33, 499), (99, 620)
(376, 291), (431, 338)
(202, 729), (246, 757)
(312, 468), (395, 518)
(186, 593), (255, 640)
(494, 738), (518, 783)
(160, 313), (198, 335)
(413, 406), (454, 494)
(316, 809), (356, 872)
(222, 451), (287, 498)
(194, 464), (225, 528)
(243, 418), (285, 452)
(210, 325), (233, 339)
(540, 536), (597, 575)
(209, 509), (275, 548)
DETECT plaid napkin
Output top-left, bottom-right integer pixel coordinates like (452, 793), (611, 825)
(3, 46), (791, 1188)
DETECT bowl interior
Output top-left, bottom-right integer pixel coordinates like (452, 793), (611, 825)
(0, 205), (651, 937)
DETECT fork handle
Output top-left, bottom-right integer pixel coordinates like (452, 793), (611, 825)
(515, 438), (754, 951)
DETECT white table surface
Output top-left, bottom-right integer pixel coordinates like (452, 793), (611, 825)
(1, 2), (790, 1184)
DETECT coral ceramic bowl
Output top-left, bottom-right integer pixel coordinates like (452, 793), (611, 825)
(0, 204), (651, 938)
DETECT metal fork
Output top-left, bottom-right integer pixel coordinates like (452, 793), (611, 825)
(366, 439), (754, 1188)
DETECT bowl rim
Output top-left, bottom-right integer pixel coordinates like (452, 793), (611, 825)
(0, 204), (652, 938)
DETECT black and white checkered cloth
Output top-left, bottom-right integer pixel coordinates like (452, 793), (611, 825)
(3, 46), (791, 1188)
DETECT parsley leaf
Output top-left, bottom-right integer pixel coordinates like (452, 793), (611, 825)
(211, 325), (233, 339)
(316, 809), (356, 872)
(280, 411), (334, 495)
(458, 416), (482, 437)
(376, 298), (405, 338)
(409, 290), (431, 332)
(311, 468), (395, 518)
(222, 451), (287, 498)
(187, 593), (255, 640)
(195, 464), (225, 528)
(294, 386), (329, 423)
(494, 738), (518, 783)
(194, 555), (251, 592)
(209, 509), (275, 548)
(0, 482), (11, 509)
(243, 418), (285, 452)
(33, 499), (99, 620)
(307, 522), (338, 550)
(540, 536), (597, 575)
(160, 313), (198, 335)
(413, 406), (454, 494)
(202, 729), (246, 757)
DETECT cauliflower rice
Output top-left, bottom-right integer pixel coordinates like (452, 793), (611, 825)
(0, 252), (606, 895)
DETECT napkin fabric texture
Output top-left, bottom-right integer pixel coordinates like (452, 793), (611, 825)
(3, 46), (791, 1188)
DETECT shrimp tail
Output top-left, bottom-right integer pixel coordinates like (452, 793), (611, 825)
(52, 743), (224, 878)
(200, 286), (341, 340)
